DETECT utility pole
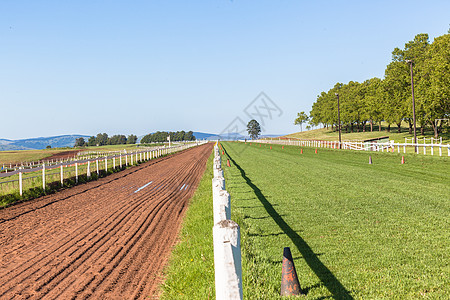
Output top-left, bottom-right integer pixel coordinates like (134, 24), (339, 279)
(406, 60), (417, 153)
(334, 93), (342, 149)
(335, 93), (342, 149)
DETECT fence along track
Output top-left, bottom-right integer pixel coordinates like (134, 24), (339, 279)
(0, 143), (212, 299)
(0, 142), (204, 198)
(251, 138), (450, 156)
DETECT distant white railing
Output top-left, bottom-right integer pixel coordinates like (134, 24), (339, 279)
(0, 141), (205, 197)
(247, 138), (450, 157)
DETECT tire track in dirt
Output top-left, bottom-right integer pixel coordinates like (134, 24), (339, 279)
(0, 143), (213, 299)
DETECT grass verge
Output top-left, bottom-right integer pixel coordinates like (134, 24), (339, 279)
(160, 151), (215, 299)
(221, 141), (449, 299)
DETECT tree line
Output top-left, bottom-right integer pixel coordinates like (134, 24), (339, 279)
(75, 133), (137, 147)
(308, 32), (449, 137)
(140, 131), (195, 143)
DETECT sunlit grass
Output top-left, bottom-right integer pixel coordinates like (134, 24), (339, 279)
(220, 141), (449, 299)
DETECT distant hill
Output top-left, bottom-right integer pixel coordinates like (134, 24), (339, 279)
(0, 135), (90, 151)
(0, 132), (284, 151)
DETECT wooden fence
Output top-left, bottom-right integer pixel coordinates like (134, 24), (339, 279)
(250, 138), (450, 156)
(0, 141), (205, 197)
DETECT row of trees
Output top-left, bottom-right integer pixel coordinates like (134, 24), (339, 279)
(308, 32), (449, 137)
(75, 133), (137, 147)
(140, 131), (196, 143)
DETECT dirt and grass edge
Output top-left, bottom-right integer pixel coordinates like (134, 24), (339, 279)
(159, 151), (216, 299)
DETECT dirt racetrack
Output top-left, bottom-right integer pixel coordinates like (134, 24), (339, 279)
(0, 143), (213, 299)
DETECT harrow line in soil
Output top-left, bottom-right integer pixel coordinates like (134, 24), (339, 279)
(0, 143), (212, 299)
(5, 156), (198, 297)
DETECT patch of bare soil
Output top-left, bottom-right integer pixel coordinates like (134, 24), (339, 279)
(0, 143), (212, 299)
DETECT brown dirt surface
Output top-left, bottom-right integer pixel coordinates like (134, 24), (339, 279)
(43, 150), (85, 161)
(0, 143), (213, 299)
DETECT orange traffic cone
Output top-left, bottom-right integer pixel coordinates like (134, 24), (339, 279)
(270, 146), (272, 150)
(280, 247), (302, 296)
(401, 156), (405, 164)
(282, 146), (284, 149)
(315, 149), (317, 154)
(222, 151), (224, 155)
(227, 159), (231, 167)
(301, 149), (303, 154)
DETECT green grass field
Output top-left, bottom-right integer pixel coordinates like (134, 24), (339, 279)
(0, 149), (73, 165)
(217, 142), (449, 299)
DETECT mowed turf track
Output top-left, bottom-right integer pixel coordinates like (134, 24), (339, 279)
(0, 143), (213, 299)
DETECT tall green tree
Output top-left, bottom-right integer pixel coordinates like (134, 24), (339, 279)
(247, 119), (261, 140)
(294, 112), (309, 132)
(96, 133), (109, 146)
(74, 137), (86, 147)
(127, 134), (137, 144)
(417, 34), (450, 137)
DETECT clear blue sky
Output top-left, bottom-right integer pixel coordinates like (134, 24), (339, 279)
(1, 0), (449, 139)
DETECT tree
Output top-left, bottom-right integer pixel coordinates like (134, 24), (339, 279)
(127, 134), (137, 144)
(308, 32), (448, 138)
(247, 119), (261, 140)
(74, 137), (86, 147)
(417, 33), (450, 137)
(96, 133), (109, 146)
(109, 134), (127, 145)
(294, 112), (309, 132)
(87, 136), (97, 146)
(185, 131), (195, 141)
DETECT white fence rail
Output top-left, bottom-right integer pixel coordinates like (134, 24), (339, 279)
(249, 138), (450, 156)
(0, 141), (205, 196)
(212, 144), (243, 300)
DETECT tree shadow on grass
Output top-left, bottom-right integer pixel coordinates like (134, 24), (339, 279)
(224, 146), (354, 299)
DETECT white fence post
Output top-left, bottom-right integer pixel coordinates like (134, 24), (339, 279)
(96, 159), (99, 175)
(423, 138), (426, 155)
(19, 170), (23, 196)
(75, 162), (78, 183)
(214, 168), (224, 178)
(60, 165), (64, 187)
(87, 161), (91, 178)
(213, 220), (243, 300)
(42, 163), (46, 191)
(213, 189), (231, 225)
